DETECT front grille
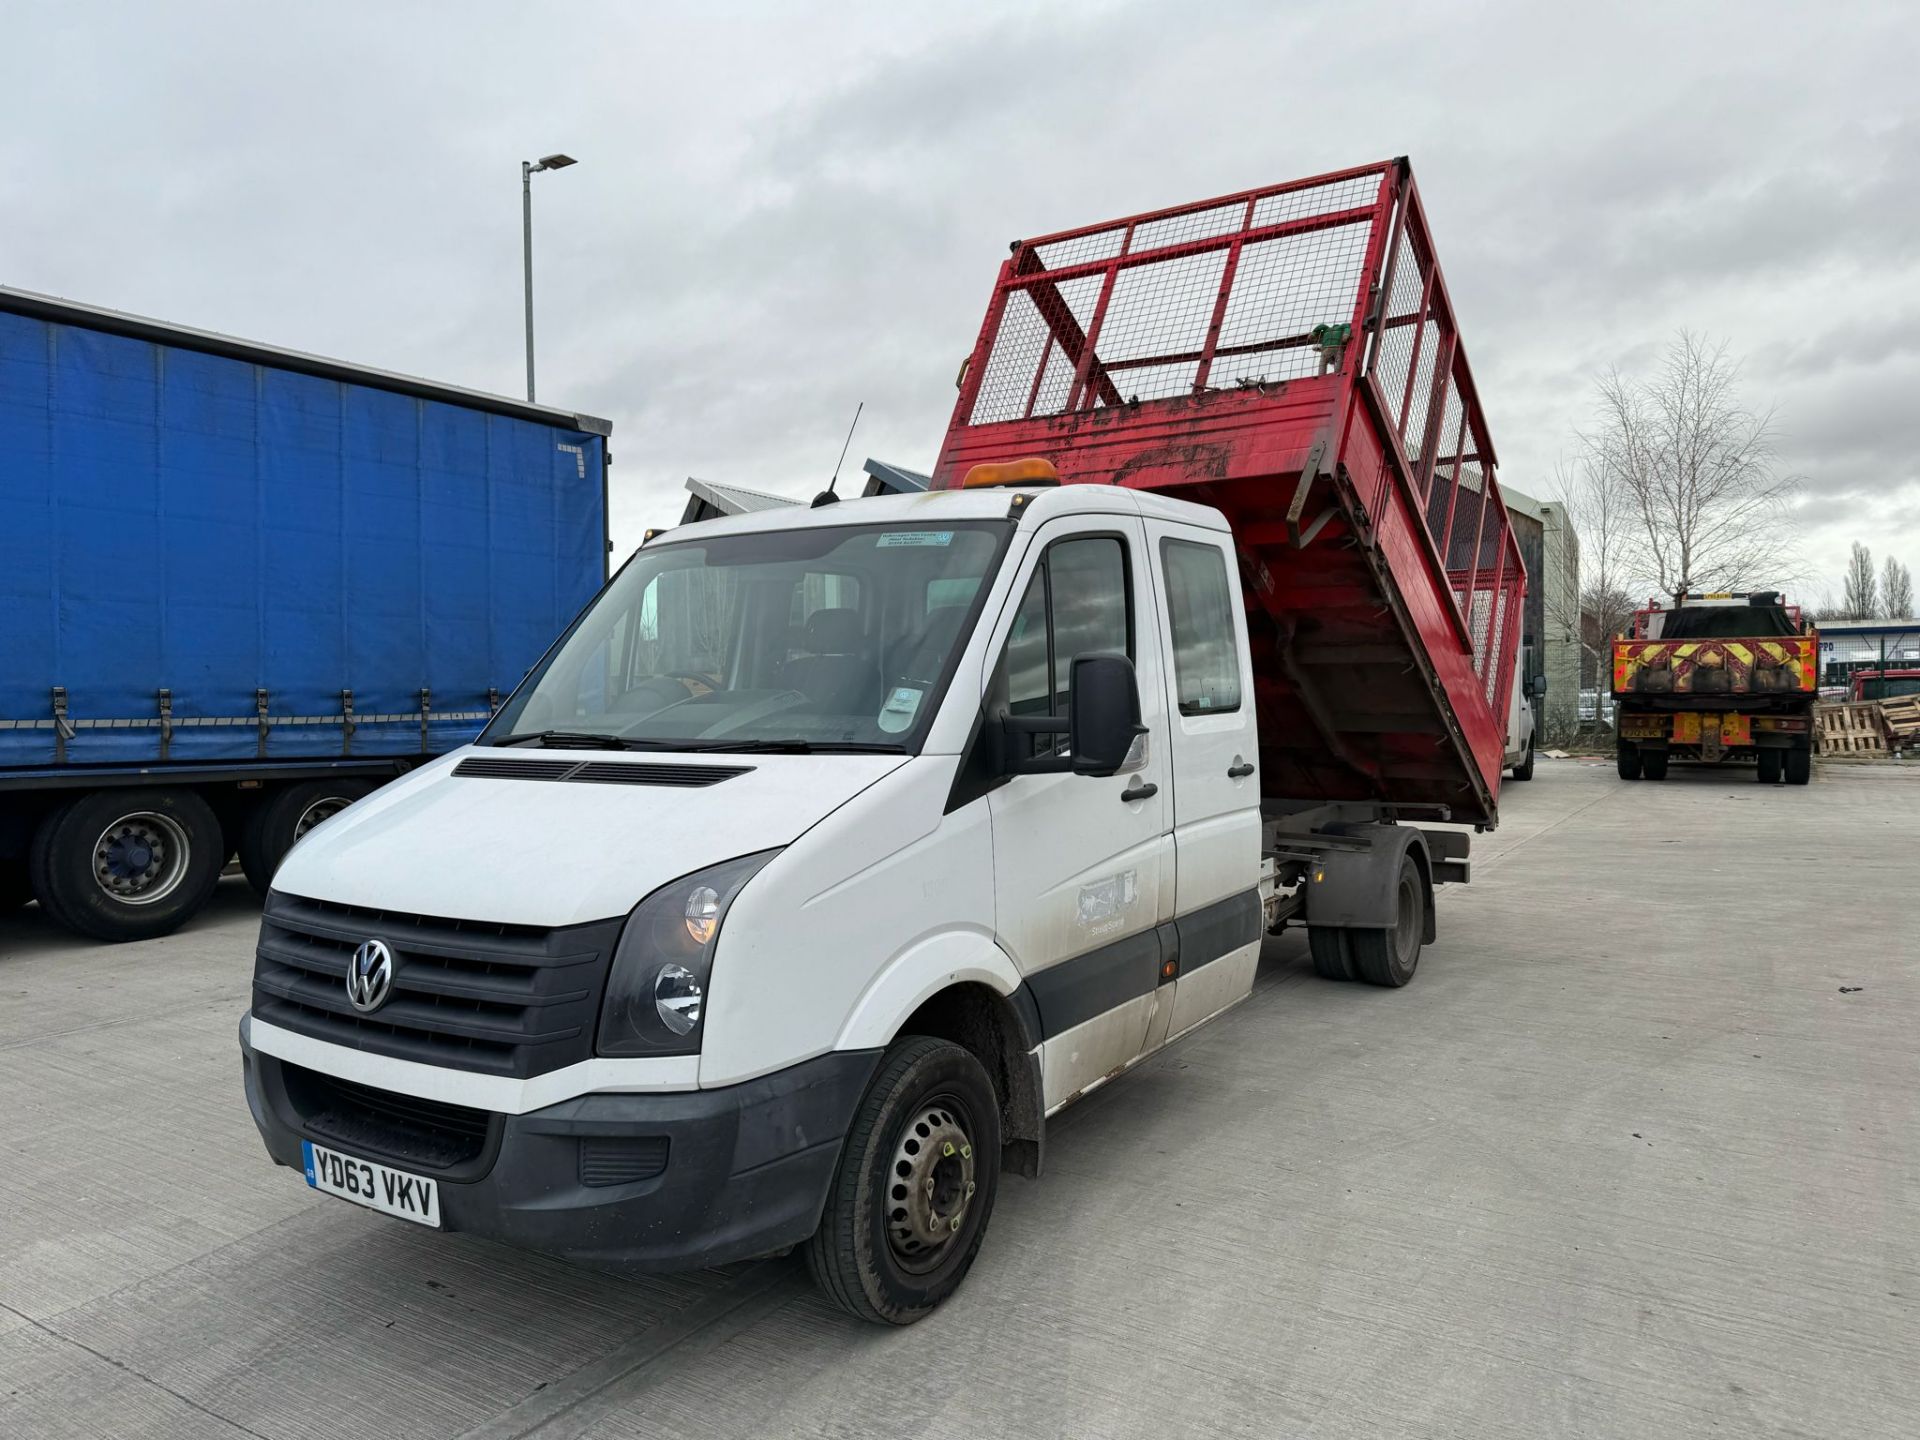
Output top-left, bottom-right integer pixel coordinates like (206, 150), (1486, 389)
(452, 756), (751, 787)
(281, 1062), (493, 1171)
(579, 1136), (671, 1186)
(252, 892), (624, 1078)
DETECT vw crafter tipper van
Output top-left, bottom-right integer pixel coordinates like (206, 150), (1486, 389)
(240, 160), (1526, 1323)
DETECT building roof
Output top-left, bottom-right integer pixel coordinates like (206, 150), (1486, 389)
(682, 477), (800, 516)
(861, 458), (930, 495)
(1813, 618), (1919, 634)
(680, 458), (933, 524)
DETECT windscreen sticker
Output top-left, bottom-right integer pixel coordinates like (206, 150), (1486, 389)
(876, 531), (954, 548)
(877, 685), (925, 733)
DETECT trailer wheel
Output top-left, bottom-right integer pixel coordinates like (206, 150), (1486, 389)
(1757, 749), (1783, 784)
(1616, 739), (1642, 780)
(1784, 746), (1812, 786)
(1509, 738), (1536, 781)
(1641, 749), (1670, 781)
(1349, 854), (1423, 988)
(1, 860), (33, 914)
(805, 1035), (1001, 1325)
(238, 780), (374, 896)
(27, 789), (224, 942)
(1307, 925), (1357, 981)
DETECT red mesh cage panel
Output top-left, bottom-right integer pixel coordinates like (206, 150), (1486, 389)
(935, 159), (1524, 825)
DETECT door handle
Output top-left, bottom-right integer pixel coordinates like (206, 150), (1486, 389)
(1120, 780), (1158, 803)
(1226, 761), (1255, 778)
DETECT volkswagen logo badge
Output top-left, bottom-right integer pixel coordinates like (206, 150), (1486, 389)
(345, 938), (394, 1013)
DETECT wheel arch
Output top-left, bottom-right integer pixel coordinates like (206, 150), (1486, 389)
(835, 934), (1044, 1179)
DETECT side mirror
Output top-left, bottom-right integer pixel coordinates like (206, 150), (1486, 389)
(1529, 673), (1548, 699)
(1068, 653), (1146, 778)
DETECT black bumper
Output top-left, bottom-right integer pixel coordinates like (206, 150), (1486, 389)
(240, 1018), (880, 1273)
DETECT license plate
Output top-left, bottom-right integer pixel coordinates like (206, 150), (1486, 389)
(302, 1140), (441, 1228)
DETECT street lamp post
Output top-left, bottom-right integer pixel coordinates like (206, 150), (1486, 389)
(521, 152), (577, 402)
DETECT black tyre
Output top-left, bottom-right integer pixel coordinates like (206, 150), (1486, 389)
(1784, 746), (1812, 786)
(1510, 738), (1535, 781)
(239, 780), (374, 896)
(1641, 748), (1670, 781)
(27, 789), (224, 942)
(1, 860), (33, 914)
(1757, 749), (1783, 784)
(1350, 854), (1423, 988)
(805, 1035), (1001, 1325)
(1616, 739), (1642, 780)
(1307, 925), (1357, 981)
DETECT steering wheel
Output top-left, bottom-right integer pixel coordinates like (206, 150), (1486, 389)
(660, 670), (718, 690)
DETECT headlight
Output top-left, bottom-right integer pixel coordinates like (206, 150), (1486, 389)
(596, 851), (780, 1057)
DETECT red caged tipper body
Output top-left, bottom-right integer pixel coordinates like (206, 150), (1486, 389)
(932, 158), (1525, 827)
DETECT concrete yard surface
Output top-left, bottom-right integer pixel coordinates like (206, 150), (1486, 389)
(1, 759), (1915, 1438)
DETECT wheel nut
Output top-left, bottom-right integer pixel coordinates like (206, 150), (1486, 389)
(965, 1181), (975, 1198)
(960, 1144), (972, 1159)
(950, 1216), (961, 1232)
(942, 1141), (956, 1158)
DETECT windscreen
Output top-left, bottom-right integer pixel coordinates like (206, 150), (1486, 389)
(487, 521), (1009, 752)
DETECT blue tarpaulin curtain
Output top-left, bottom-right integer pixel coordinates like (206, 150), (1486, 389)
(0, 311), (603, 766)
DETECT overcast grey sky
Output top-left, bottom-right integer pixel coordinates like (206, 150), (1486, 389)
(3, 1), (1914, 601)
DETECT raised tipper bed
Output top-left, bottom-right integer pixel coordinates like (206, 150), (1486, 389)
(932, 158), (1523, 826)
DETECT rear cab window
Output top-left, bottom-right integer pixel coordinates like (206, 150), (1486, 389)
(1161, 537), (1242, 717)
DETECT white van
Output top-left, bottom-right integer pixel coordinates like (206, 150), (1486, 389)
(241, 478), (1468, 1323)
(1505, 646), (1538, 781)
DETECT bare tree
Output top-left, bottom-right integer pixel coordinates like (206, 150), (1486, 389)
(1883, 556), (1914, 619)
(1547, 456), (1638, 688)
(1582, 331), (1798, 595)
(1843, 541), (1879, 620)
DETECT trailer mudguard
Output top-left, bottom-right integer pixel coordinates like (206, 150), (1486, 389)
(1302, 824), (1435, 941)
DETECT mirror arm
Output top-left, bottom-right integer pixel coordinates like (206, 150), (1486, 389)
(999, 713), (1074, 775)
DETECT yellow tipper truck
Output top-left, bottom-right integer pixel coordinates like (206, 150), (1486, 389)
(1611, 590), (1818, 784)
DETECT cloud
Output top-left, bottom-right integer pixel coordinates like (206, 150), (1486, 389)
(2, 0), (1915, 597)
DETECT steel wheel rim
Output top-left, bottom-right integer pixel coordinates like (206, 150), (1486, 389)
(92, 812), (192, 906)
(883, 1092), (977, 1274)
(292, 795), (352, 842)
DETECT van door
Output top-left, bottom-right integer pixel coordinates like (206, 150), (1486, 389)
(1142, 521), (1263, 1042)
(981, 515), (1174, 1112)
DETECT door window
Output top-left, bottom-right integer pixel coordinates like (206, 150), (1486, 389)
(999, 535), (1131, 755)
(1161, 539), (1242, 716)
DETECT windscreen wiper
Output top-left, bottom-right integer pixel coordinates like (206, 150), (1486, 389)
(490, 729), (638, 750)
(681, 739), (906, 754)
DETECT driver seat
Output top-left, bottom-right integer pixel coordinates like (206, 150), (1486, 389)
(782, 608), (873, 712)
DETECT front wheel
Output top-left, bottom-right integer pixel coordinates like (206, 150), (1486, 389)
(806, 1036), (1002, 1325)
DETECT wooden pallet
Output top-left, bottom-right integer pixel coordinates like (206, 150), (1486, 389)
(1817, 702), (1889, 756)
(1880, 696), (1920, 752)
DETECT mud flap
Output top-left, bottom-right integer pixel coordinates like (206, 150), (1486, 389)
(1302, 825), (1436, 941)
